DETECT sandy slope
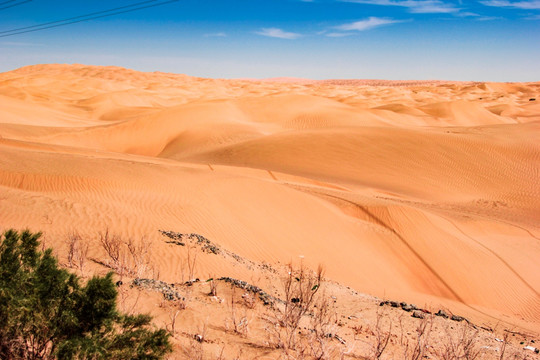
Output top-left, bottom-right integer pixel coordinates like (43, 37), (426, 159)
(0, 64), (539, 337)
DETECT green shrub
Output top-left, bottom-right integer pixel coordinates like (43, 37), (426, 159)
(0, 229), (171, 359)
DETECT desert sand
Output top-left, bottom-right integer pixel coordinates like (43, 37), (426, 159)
(0, 64), (539, 358)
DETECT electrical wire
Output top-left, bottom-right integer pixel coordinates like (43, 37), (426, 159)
(0, 0), (177, 38)
(0, 0), (160, 34)
(0, 0), (24, 5)
(0, 0), (31, 11)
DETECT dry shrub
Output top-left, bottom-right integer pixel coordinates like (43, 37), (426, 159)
(161, 298), (188, 339)
(241, 291), (256, 309)
(438, 322), (483, 360)
(306, 292), (346, 360)
(226, 286), (250, 337)
(98, 229), (153, 278)
(372, 308), (392, 360)
(264, 262), (326, 357)
(407, 314), (433, 360)
(207, 276), (218, 296)
(178, 244), (199, 282)
(65, 232), (90, 275)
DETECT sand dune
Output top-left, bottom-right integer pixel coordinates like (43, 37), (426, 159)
(1, 64), (539, 337)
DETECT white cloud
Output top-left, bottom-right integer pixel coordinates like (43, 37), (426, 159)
(479, 0), (540, 9)
(335, 17), (404, 31)
(455, 12), (502, 20)
(256, 28), (302, 39)
(342, 0), (460, 13)
(326, 32), (355, 37)
(204, 32), (227, 37)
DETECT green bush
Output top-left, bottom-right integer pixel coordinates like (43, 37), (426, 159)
(0, 229), (171, 359)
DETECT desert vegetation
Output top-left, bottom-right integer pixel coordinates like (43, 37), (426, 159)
(1, 228), (539, 359)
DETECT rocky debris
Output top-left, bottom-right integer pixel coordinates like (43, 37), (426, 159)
(159, 230), (220, 254)
(334, 334), (346, 345)
(159, 230), (278, 274)
(436, 309), (449, 319)
(159, 230), (185, 246)
(523, 345), (539, 353)
(131, 278), (184, 301)
(189, 233), (220, 254)
(412, 310), (425, 319)
(218, 277), (281, 306)
(401, 304), (416, 312)
(184, 279), (200, 286)
(380, 300), (418, 312)
(529, 98), (536, 101)
(194, 334), (204, 343)
(380, 300), (471, 325)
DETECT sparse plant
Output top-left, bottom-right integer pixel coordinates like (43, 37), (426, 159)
(207, 276), (218, 296)
(241, 291), (256, 309)
(99, 229), (126, 274)
(439, 322), (483, 360)
(372, 308), (392, 359)
(186, 244), (198, 281)
(65, 232), (90, 275)
(227, 286), (249, 337)
(410, 314), (433, 360)
(264, 261), (324, 356)
(98, 230), (153, 278)
(499, 332), (510, 360)
(125, 236), (152, 278)
(307, 292), (344, 360)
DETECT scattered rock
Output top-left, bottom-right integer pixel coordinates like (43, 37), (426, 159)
(529, 98), (536, 101)
(436, 309), (449, 318)
(401, 304), (414, 312)
(390, 301), (399, 308)
(184, 279), (200, 286)
(159, 230), (185, 246)
(451, 315), (465, 322)
(131, 278), (184, 301)
(194, 334), (204, 343)
(412, 310), (425, 319)
(523, 345), (537, 353)
(219, 277), (279, 306)
(334, 334), (346, 345)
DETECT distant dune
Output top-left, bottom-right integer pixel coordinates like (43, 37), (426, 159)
(1, 64), (539, 337)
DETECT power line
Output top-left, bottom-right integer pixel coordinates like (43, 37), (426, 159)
(0, 0), (31, 11)
(0, 0), (178, 38)
(0, 0), (160, 34)
(0, 0), (23, 5)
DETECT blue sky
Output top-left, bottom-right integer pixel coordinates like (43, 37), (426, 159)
(1, 0), (539, 81)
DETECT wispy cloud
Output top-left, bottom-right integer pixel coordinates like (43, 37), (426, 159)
(456, 12), (502, 20)
(335, 17), (405, 31)
(256, 28), (302, 39)
(479, 0), (540, 9)
(204, 32), (227, 37)
(341, 0), (460, 13)
(524, 13), (540, 19)
(326, 32), (355, 37)
(0, 41), (44, 47)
